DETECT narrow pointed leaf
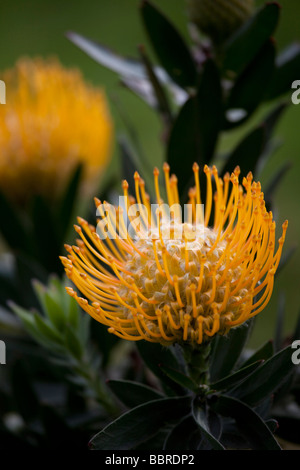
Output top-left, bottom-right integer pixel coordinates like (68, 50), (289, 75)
(34, 313), (63, 345)
(67, 31), (188, 108)
(8, 302), (43, 344)
(66, 31), (145, 78)
(241, 340), (274, 368)
(266, 42), (300, 100)
(224, 40), (276, 129)
(167, 60), (222, 197)
(138, 45), (173, 127)
(159, 364), (198, 392)
(209, 320), (253, 383)
(192, 399), (225, 450)
(136, 341), (184, 395)
(65, 328), (83, 360)
(264, 160), (291, 208)
(119, 136), (142, 191)
(67, 295), (80, 330)
(107, 379), (164, 408)
(44, 292), (65, 331)
(0, 192), (34, 255)
(57, 163), (83, 240)
(31, 195), (62, 274)
(210, 395), (281, 450)
(164, 415), (200, 450)
(221, 126), (265, 178)
(223, 3), (280, 75)
(210, 360), (263, 392)
(31, 279), (48, 316)
(140, 0), (197, 88)
(89, 396), (191, 450)
(230, 346), (296, 406)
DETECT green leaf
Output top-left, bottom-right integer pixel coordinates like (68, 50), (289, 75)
(230, 346), (296, 406)
(221, 126), (265, 178)
(31, 195), (62, 274)
(89, 396), (191, 450)
(8, 302), (43, 344)
(224, 40), (276, 129)
(222, 100), (286, 179)
(210, 360), (263, 392)
(64, 328), (83, 360)
(44, 291), (65, 331)
(210, 394), (281, 450)
(107, 379), (164, 408)
(136, 342), (184, 395)
(112, 95), (154, 178)
(138, 44), (173, 127)
(192, 399), (225, 450)
(167, 60), (222, 198)
(67, 31), (187, 109)
(118, 136), (142, 191)
(159, 364), (198, 392)
(90, 321), (119, 368)
(0, 191), (34, 255)
(264, 159), (291, 209)
(209, 320), (253, 383)
(34, 312), (63, 346)
(266, 42), (300, 100)
(66, 31), (145, 78)
(140, 0), (197, 88)
(15, 253), (48, 307)
(263, 101), (287, 144)
(31, 279), (48, 315)
(163, 415), (200, 450)
(241, 340), (274, 368)
(223, 3), (280, 75)
(67, 294), (80, 330)
(57, 163), (83, 240)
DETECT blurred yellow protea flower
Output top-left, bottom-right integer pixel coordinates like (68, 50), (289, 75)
(61, 164), (287, 348)
(0, 57), (113, 203)
(186, 0), (254, 43)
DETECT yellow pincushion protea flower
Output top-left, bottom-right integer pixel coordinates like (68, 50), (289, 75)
(0, 57), (113, 203)
(61, 164), (287, 348)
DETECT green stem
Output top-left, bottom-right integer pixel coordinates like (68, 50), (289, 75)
(73, 355), (118, 415)
(182, 342), (211, 386)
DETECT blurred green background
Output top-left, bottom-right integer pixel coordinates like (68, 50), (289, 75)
(0, 0), (299, 347)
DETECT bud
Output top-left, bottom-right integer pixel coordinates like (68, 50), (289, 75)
(186, 0), (254, 44)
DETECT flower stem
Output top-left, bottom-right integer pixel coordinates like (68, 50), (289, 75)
(182, 342), (211, 386)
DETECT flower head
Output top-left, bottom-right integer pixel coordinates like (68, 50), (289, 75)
(61, 164), (287, 348)
(0, 57), (113, 203)
(186, 0), (254, 44)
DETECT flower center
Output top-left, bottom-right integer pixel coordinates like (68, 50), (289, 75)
(119, 221), (247, 346)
